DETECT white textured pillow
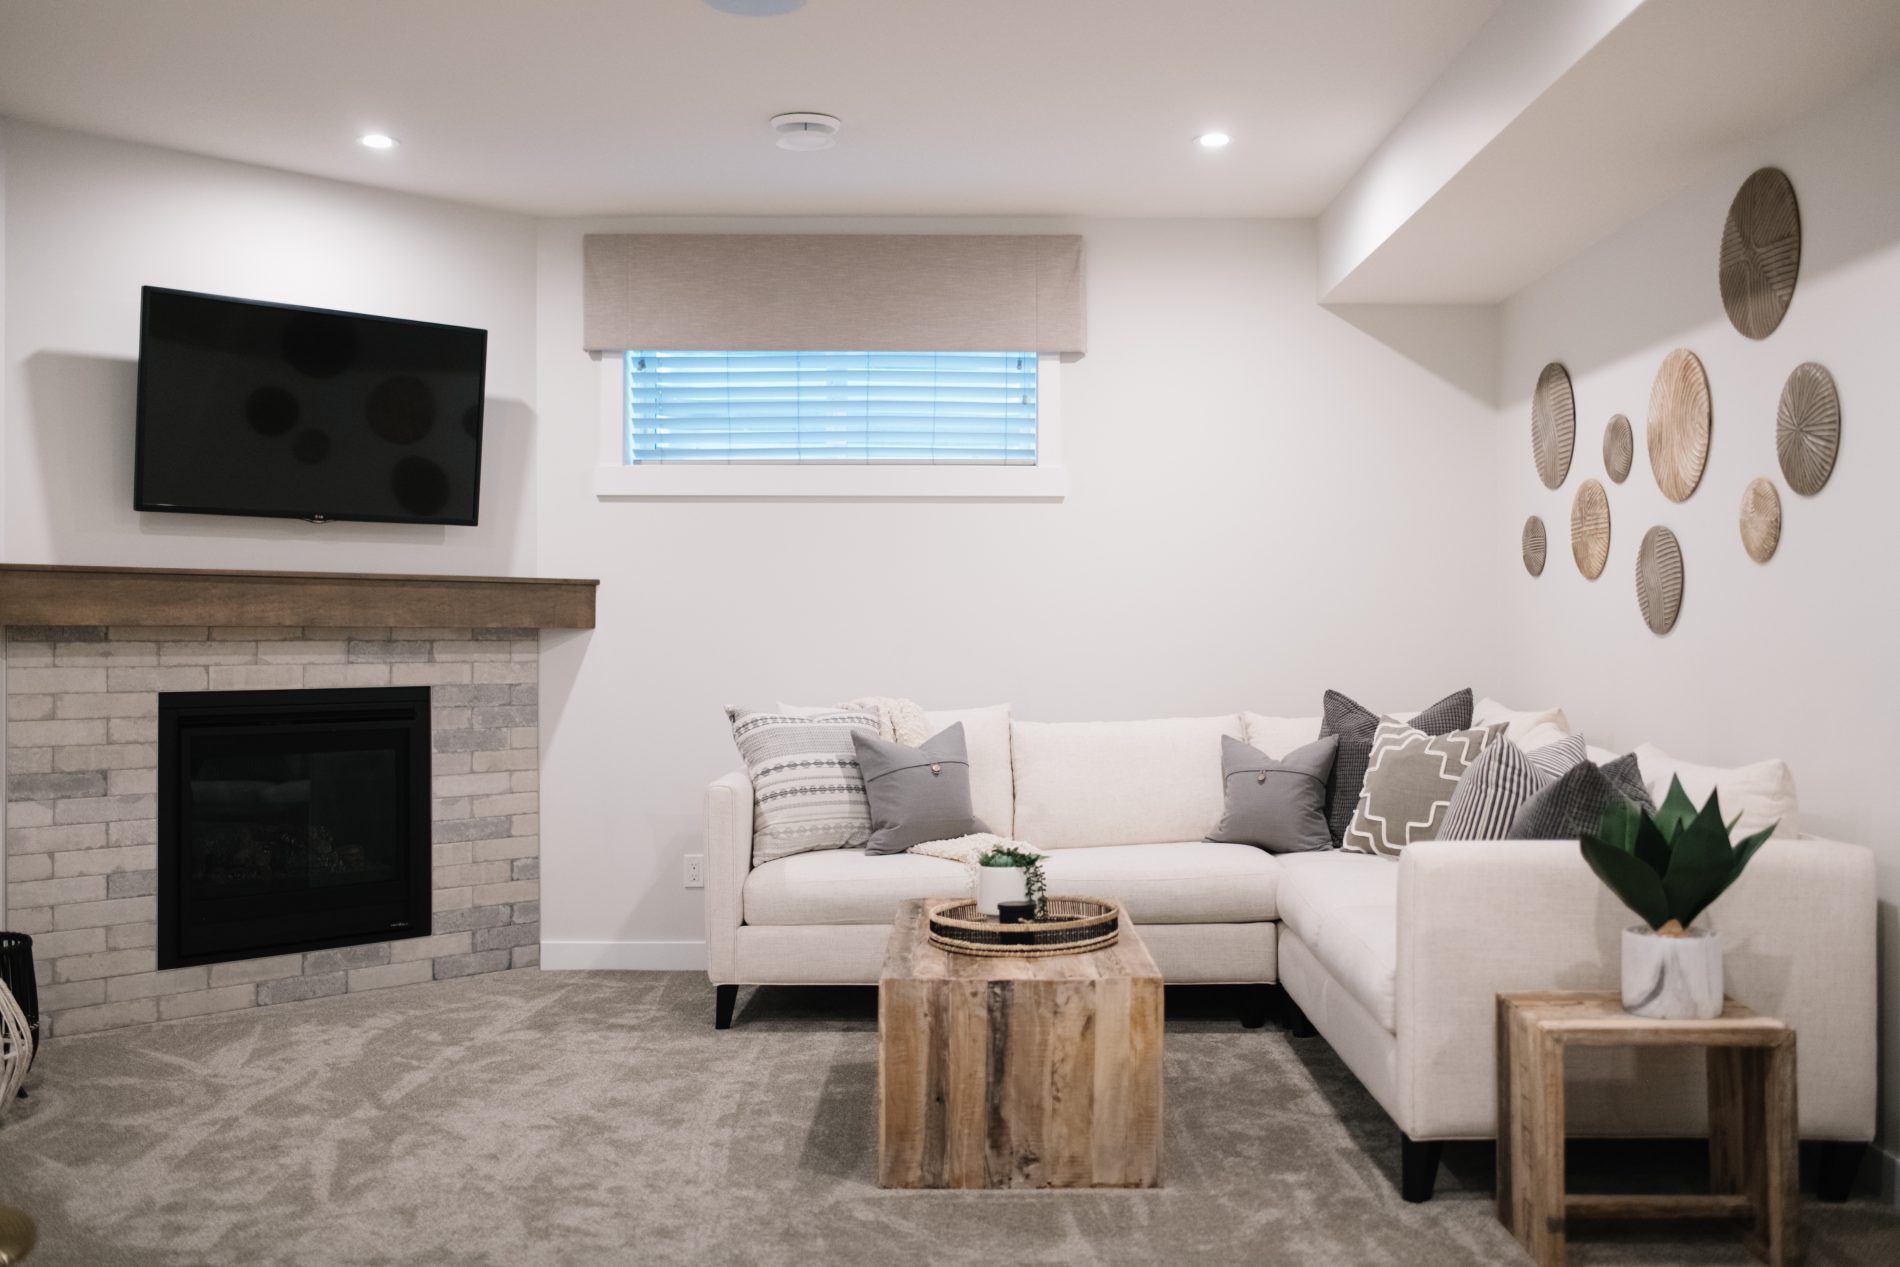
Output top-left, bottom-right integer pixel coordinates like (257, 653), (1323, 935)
(1474, 698), (1572, 749)
(1631, 743), (1799, 839)
(1240, 712), (1322, 759)
(923, 704), (1013, 839)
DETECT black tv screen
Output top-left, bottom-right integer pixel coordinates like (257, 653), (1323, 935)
(136, 288), (487, 525)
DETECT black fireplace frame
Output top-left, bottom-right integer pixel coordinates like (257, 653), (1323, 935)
(157, 686), (433, 970)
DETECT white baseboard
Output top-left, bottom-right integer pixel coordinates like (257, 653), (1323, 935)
(539, 939), (708, 971)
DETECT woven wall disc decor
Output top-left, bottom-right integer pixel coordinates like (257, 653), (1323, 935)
(1522, 516), (1547, 577)
(1570, 479), (1612, 580)
(1646, 348), (1711, 502)
(1635, 525), (1685, 636)
(1719, 167), (1801, 340)
(1740, 478), (1783, 563)
(1603, 414), (1633, 483)
(1775, 361), (1840, 495)
(1531, 363), (1576, 489)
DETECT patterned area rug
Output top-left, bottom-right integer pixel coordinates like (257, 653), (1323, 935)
(0, 970), (1894, 1266)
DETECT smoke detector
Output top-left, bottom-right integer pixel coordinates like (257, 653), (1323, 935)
(770, 112), (841, 151)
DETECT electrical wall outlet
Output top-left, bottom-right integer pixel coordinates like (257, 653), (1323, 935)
(683, 853), (705, 888)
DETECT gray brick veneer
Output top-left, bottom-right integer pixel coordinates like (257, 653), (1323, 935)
(4, 626), (541, 1037)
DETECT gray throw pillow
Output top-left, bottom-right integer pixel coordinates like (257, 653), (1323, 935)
(1343, 718), (1504, 857)
(1205, 734), (1338, 854)
(1440, 735), (1589, 840)
(1320, 687), (1473, 844)
(853, 723), (989, 855)
(1506, 753), (1655, 841)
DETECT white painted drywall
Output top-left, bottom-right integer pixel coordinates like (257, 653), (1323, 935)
(532, 214), (1501, 964)
(0, 123), (538, 576)
(1492, 65), (1900, 1177)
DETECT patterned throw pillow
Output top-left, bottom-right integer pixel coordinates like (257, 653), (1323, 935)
(1506, 753), (1656, 841)
(1320, 688), (1473, 844)
(1343, 718), (1503, 857)
(1440, 734), (1588, 840)
(727, 707), (879, 864)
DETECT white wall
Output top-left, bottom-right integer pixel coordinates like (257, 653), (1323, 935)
(532, 214), (1500, 965)
(1492, 65), (1900, 1178)
(0, 123), (538, 575)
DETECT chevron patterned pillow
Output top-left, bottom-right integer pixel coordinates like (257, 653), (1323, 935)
(1440, 734), (1588, 840)
(1343, 717), (1506, 858)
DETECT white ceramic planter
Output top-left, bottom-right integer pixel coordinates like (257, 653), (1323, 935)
(976, 866), (1028, 916)
(1621, 925), (1724, 1019)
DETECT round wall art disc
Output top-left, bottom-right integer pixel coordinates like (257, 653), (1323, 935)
(1530, 363), (1576, 489)
(1522, 516), (1547, 577)
(1570, 479), (1611, 580)
(1646, 349), (1711, 503)
(1603, 414), (1633, 483)
(1740, 478), (1782, 563)
(1719, 167), (1801, 340)
(1635, 525), (1684, 636)
(1775, 361), (1840, 495)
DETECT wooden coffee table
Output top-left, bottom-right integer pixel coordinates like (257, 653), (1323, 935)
(877, 898), (1163, 1189)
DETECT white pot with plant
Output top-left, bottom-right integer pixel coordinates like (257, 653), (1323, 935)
(976, 844), (1048, 918)
(1580, 778), (1775, 1020)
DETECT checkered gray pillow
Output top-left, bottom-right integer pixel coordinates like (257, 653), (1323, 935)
(1506, 752), (1655, 841)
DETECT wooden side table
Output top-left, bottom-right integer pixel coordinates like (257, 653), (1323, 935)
(1496, 992), (1799, 1267)
(877, 899), (1164, 1189)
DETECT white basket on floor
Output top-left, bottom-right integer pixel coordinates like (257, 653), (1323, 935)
(0, 980), (31, 1114)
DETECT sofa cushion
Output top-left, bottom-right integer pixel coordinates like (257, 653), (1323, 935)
(1631, 744), (1798, 839)
(727, 706), (879, 863)
(854, 723), (987, 855)
(1472, 697), (1573, 751)
(924, 704), (1013, 841)
(1206, 734), (1337, 854)
(1320, 688), (1473, 844)
(1275, 851), (1399, 1032)
(1342, 718), (1503, 857)
(1010, 715), (1240, 847)
(1240, 713), (1321, 759)
(743, 840), (1279, 926)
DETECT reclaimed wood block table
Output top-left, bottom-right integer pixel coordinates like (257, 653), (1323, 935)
(1496, 992), (1799, 1267)
(877, 898), (1163, 1189)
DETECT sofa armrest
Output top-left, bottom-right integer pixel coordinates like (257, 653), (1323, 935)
(1394, 836), (1876, 1142)
(704, 771), (753, 985)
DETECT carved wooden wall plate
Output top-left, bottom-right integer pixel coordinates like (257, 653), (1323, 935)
(1740, 478), (1782, 563)
(1603, 414), (1633, 484)
(1775, 361), (1840, 495)
(1522, 516), (1547, 577)
(1720, 167), (1801, 340)
(1531, 363), (1576, 490)
(1647, 349), (1711, 503)
(1636, 525), (1684, 636)
(1570, 479), (1611, 580)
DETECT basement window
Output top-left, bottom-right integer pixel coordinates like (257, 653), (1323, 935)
(592, 350), (1066, 500)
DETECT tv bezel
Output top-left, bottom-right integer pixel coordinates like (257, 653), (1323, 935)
(134, 286), (488, 527)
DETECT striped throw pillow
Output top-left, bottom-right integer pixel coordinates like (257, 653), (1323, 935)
(727, 707), (879, 864)
(1440, 734), (1588, 840)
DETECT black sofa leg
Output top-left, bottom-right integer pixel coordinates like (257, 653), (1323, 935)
(1816, 1141), (1867, 1202)
(1239, 984), (1271, 1030)
(1283, 990), (1317, 1038)
(714, 984), (738, 1030)
(1400, 1134), (1443, 1203)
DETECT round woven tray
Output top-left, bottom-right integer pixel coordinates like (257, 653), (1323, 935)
(927, 896), (1121, 958)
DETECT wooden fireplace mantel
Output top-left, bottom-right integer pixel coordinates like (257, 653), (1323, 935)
(0, 563), (597, 630)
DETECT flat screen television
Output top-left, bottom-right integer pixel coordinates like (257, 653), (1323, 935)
(135, 287), (487, 525)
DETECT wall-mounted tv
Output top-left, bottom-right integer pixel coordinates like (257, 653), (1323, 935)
(135, 287), (487, 526)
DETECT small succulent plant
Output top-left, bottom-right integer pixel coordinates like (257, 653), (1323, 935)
(1580, 777), (1775, 935)
(979, 844), (1048, 919)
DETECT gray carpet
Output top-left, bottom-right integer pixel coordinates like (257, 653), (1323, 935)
(0, 970), (1894, 1267)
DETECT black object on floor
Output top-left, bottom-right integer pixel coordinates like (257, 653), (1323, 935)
(1402, 1133), (1444, 1203)
(0, 931), (38, 1096)
(714, 984), (738, 1029)
(1816, 1140), (1868, 1202)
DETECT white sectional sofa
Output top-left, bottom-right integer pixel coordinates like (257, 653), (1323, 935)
(703, 705), (1878, 1200)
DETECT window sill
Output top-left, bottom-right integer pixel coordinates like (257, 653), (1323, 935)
(592, 465), (1068, 502)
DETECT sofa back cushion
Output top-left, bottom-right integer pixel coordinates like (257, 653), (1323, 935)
(1010, 714), (1241, 847)
(924, 704), (1013, 836)
(1240, 713), (1321, 759)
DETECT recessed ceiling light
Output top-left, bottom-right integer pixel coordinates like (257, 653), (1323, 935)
(1197, 132), (1232, 150)
(358, 133), (398, 151)
(770, 112), (840, 151)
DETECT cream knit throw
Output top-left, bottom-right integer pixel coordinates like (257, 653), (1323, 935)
(840, 696), (931, 746)
(906, 833), (1043, 896)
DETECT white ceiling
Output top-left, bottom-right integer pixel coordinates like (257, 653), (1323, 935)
(0, 0), (1500, 218)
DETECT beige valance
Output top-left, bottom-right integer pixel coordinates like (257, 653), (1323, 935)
(582, 233), (1086, 354)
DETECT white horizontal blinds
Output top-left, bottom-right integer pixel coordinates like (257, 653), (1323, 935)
(626, 351), (1037, 465)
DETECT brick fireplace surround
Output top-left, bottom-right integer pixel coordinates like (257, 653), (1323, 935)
(0, 565), (597, 1038)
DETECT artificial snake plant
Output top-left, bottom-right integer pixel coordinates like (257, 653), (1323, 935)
(1578, 776), (1775, 936)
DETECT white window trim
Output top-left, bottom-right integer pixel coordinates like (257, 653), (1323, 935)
(592, 352), (1067, 501)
